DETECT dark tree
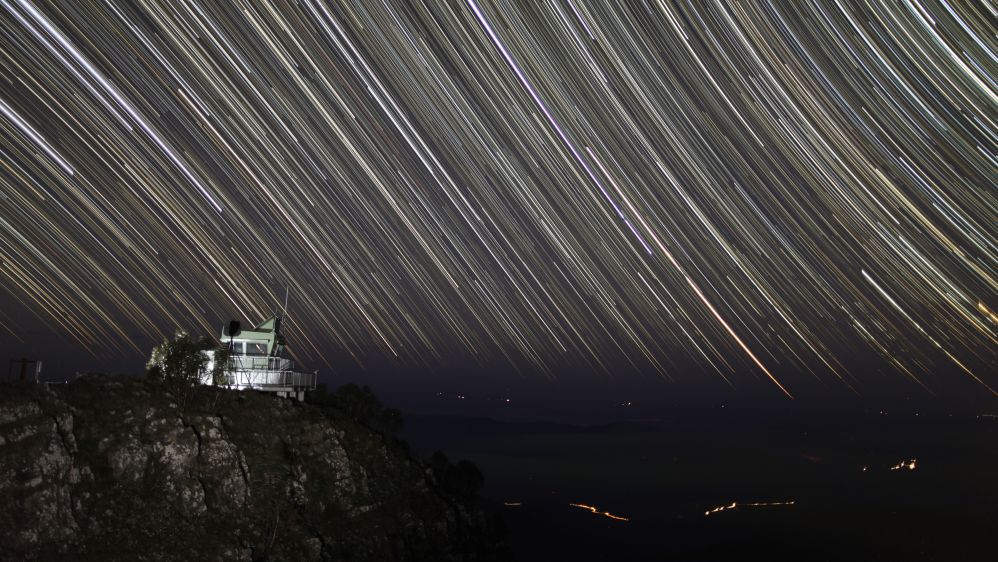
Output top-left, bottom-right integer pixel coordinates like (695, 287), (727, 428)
(428, 451), (484, 505)
(330, 383), (383, 420)
(146, 330), (212, 384)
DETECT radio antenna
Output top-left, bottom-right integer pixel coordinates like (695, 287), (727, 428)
(282, 286), (290, 318)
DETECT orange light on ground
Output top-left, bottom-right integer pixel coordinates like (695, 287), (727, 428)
(705, 501), (738, 516)
(569, 503), (629, 521)
(705, 500), (795, 516)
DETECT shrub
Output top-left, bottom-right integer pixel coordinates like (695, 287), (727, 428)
(428, 451), (484, 505)
(309, 384), (404, 435)
(210, 344), (233, 385)
(146, 330), (213, 384)
(330, 383), (382, 420)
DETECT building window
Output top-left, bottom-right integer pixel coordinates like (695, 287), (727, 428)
(247, 342), (268, 356)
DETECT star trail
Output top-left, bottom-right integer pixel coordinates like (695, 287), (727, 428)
(0, 1), (994, 396)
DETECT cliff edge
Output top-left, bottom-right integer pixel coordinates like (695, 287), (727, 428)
(0, 376), (505, 561)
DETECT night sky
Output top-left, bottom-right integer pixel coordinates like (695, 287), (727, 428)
(0, 1), (994, 401)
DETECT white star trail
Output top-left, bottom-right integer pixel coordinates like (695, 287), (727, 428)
(0, 1), (994, 396)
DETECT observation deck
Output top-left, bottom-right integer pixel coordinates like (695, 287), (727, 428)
(203, 316), (316, 400)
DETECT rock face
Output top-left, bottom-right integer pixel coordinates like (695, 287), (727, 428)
(0, 376), (504, 561)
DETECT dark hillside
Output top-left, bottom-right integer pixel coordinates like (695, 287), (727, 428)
(0, 376), (505, 561)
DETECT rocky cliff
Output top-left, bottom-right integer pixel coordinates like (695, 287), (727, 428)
(0, 376), (505, 561)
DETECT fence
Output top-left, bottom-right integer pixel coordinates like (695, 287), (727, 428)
(216, 356), (317, 391)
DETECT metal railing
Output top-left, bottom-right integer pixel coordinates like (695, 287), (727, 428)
(228, 356), (292, 372)
(217, 356), (317, 391)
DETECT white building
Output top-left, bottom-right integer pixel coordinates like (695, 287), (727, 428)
(203, 316), (316, 400)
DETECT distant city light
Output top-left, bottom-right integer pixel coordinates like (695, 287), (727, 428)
(704, 500), (795, 516)
(890, 458), (917, 471)
(569, 503), (629, 521)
